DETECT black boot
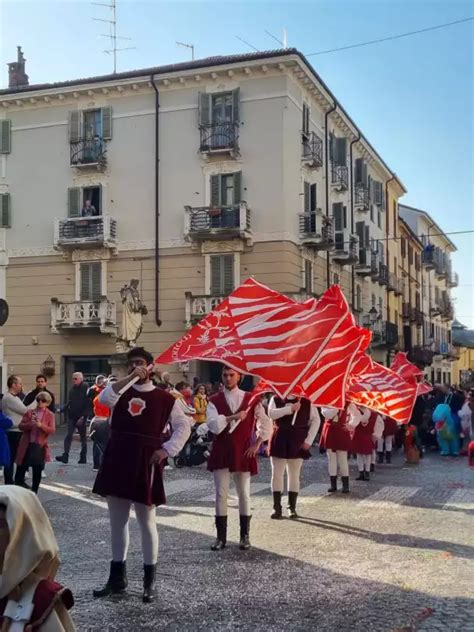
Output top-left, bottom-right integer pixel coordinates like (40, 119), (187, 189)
(142, 564), (156, 603)
(328, 476), (337, 493)
(271, 492), (283, 519)
(78, 449), (87, 465)
(210, 516), (227, 551)
(55, 453), (69, 464)
(370, 463), (375, 473)
(93, 561), (127, 597)
(377, 451), (384, 464)
(239, 515), (251, 550)
(364, 471), (370, 481)
(341, 476), (350, 494)
(356, 471), (365, 480)
(287, 492), (298, 519)
(385, 451), (392, 464)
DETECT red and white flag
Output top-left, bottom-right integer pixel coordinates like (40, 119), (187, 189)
(391, 351), (433, 396)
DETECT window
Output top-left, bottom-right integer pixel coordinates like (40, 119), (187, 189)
(333, 137), (347, 167)
(401, 237), (406, 258)
(378, 297), (383, 316)
(199, 90), (239, 126)
(372, 180), (383, 206)
(303, 259), (313, 292)
(68, 186), (102, 217)
(371, 293), (376, 307)
(304, 181), (317, 213)
(354, 158), (368, 186)
(394, 256), (398, 274)
(408, 245), (413, 266)
(302, 103), (310, 137)
(333, 273), (340, 285)
(0, 120), (11, 154)
(0, 193), (11, 228)
(210, 172), (241, 207)
(80, 262), (102, 301)
(68, 107), (112, 143)
(415, 253), (420, 271)
(356, 221), (370, 249)
(356, 285), (362, 311)
(333, 202), (347, 231)
(370, 204), (374, 223)
(377, 209), (382, 229)
(210, 255), (234, 295)
(393, 200), (397, 238)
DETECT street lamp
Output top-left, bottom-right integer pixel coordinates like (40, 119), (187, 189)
(369, 306), (378, 326)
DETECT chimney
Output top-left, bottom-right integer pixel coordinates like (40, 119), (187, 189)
(8, 46), (29, 89)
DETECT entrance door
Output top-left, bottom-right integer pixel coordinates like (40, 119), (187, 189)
(62, 355), (111, 404)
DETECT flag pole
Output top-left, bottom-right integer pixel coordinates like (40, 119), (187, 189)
(291, 398), (301, 426)
(118, 364), (155, 396)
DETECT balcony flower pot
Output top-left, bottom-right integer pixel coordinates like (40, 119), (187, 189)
(207, 208), (221, 217)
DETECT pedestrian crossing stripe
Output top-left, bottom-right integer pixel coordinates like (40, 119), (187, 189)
(443, 489), (474, 510)
(162, 478), (209, 499)
(359, 486), (420, 508)
(199, 482), (269, 503)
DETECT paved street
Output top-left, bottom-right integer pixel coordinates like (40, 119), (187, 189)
(39, 432), (473, 632)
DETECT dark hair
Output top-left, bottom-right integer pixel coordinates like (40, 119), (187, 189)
(36, 374), (47, 382)
(195, 383), (208, 395)
(7, 375), (20, 389)
(175, 381), (190, 392)
(222, 366), (241, 376)
(126, 346), (153, 365)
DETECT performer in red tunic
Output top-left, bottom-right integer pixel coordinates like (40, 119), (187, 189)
(376, 416), (399, 463)
(93, 347), (191, 603)
(349, 407), (383, 481)
(206, 367), (271, 551)
(320, 404), (358, 493)
(268, 396), (320, 519)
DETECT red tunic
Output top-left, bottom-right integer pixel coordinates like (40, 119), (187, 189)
(319, 409), (352, 452)
(93, 387), (176, 506)
(383, 416), (398, 437)
(207, 391), (258, 475)
(270, 398), (312, 460)
(352, 412), (377, 455)
(0, 579), (74, 630)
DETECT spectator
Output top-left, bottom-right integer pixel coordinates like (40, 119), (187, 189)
(171, 382), (196, 417)
(15, 392), (56, 494)
(459, 390), (474, 455)
(23, 373), (56, 413)
(55, 372), (90, 465)
(87, 375), (107, 416)
(193, 384), (209, 424)
(156, 371), (174, 391)
(0, 411), (13, 477)
(81, 199), (99, 217)
(90, 382), (112, 471)
(2, 375), (36, 485)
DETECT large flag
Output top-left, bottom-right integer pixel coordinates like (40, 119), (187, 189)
(391, 351), (433, 396)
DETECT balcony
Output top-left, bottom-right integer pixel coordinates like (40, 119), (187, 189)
(331, 166), (349, 191)
(299, 213), (334, 250)
(355, 247), (372, 276)
(378, 263), (388, 286)
(184, 203), (252, 245)
(70, 138), (107, 170)
(354, 184), (369, 211)
(408, 345), (434, 367)
(51, 298), (116, 334)
(440, 298), (454, 321)
(395, 277), (404, 297)
(387, 272), (397, 292)
(430, 302), (441, 317)
(447, 270), (459, 288)
(370, 254), (381, 281)
(54, 215), (117, 250)
(332, 234), (358, 265)
(421, 246), (435, 269)
(302, 132), (323, 168)
(199, 122), (239, 156)
(370, 321), (399, 347)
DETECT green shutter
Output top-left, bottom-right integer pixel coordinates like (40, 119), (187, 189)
(232, 88), (240, 124)
(223, 255), (234, 294)
(199, 93), (211, 126)
(80, 262), (102, 300)
(210, 255), (234, 295)
(333, 202), (343, 231)
(335, 137), (347, 166)
(68, 187), (81, 217)
(69, 111), (81, 143)
(304, 181), (310, 214)
(233, 171), (242, 203)
(0, 120), (12, 154)
(210, 256), (221, 295)
(210, 175), (220, 207)
(80, 263), (90, 301)
(101, 106), (112, 140)
(0, 193), (11, 228)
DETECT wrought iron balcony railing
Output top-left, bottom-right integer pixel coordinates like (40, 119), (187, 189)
(332, 234), (358, 264)
(354, 184), (369, 210)
(302, 131), (323, 168)
(421, 246), (435, 269)
(378, 263), (389, 286)
(355, 247), (372, 275)
(70, 138), (107, 169)
(54, 215), (117, 249)
(184, 203), (251, 244)
(331, 165), (349, 190)
(447, 271), (459, 288)
(371, 321), (399, 347)
(51, 298), (116, 334)
(299, 213), (334, 250)
(199, 121), (239, 154)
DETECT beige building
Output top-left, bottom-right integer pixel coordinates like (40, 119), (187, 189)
(0, 47), (415, 399)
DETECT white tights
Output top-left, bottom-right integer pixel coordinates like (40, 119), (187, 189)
(213, 469), (251, 516)
(107, 496), (159, 565)
(357, 454), (372, 472)
(270, 457), (304, 493)
(377, 436), (393, 452)
(326, 449), (349, 477)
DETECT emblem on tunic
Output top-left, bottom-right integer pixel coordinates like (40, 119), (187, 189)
(128, 397), (146, 417)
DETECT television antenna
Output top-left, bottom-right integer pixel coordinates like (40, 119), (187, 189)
(92, 0), (135, 73)
(176, 41), (195, 61)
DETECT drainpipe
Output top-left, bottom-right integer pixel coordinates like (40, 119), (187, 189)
(384, 175), (395, 366)
(324, 101), (337, 289)
(151, 75), (162, 326)
(349, 133), (360, 311)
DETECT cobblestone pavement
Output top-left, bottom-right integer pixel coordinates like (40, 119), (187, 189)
(37, 432), (473, 631)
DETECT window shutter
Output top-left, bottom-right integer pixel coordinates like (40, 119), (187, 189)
(333, 202), (344, 231)
(401, 237), (406, 258)
(374, 181), (382, 206)
(356, 221), (365, 246)
(381, 188), (386, 211)
(355, 158), (363, 184)
(101, 107), (112, 140)
(329, 132), (334, 162)
(343, 205), (347, 229)
(91, 262), (102, 299)
(0, 193), (11, 228)
(68, 187), (81, 217)
(0, 120), (12, 154)
(364, 225), (370, 248)
(233, 171), (242, 203)
(368, 175), (372, 201)
(210, 256), (221, 295)
(232, 88), (240, 124)
(304, 181), (311, 213)
(361, 161), (368, 187)
(199, 92), (211, 125)
(210, 175), (220, 206)
(223, 255), (234, 294)
(80, 263), (90, 301)
(68, 111), (81, 143)
(335, 137), (347, 166)
(379, 242), (385, 263)
(302, 103), (309, 136)
(304, 260), (312, 291)
(310, 183), (317, 212)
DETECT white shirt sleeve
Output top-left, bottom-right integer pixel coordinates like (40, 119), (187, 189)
(304, 405), (321, 445)
(268, 397), (293, 420)
(254, 402), (272, 441)
(98, 384), (120, 409)
(373, 415), (384, 439)
(162, 400), (192, 457)
(206, 401), (228, 435)
(321, 406), (338, 421)
(347, 403), (364, 428)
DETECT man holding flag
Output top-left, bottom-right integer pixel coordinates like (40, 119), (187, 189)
(206, 367), (272, 551)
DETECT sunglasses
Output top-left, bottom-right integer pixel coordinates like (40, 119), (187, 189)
(36, 398), (47, 403)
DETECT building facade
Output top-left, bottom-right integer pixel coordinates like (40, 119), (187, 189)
(0, 48), (454, 399)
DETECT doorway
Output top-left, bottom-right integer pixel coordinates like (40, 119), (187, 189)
(62, 355), (111, 404)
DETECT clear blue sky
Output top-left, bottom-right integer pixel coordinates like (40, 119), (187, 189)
(1, 0), (473, 327)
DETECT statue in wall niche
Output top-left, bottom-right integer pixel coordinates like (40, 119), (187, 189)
(117, 279), (148, 349)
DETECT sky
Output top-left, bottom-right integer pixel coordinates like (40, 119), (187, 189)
(1, 0), (473, 327)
